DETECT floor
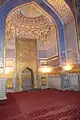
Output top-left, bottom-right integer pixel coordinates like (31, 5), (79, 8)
(0, 89), (80, 120)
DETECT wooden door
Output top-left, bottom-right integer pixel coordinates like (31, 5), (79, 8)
(22, 68), (33, 91)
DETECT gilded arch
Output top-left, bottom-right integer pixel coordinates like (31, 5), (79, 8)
(21, 67), (34, 91)
(0, 0), (77, 68)
(0, 0), (77, 67)
(0, 0), (71, 66)
(0, 0), (77, 91)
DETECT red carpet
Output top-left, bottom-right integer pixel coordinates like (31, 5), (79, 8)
(0, 89), (80, 120)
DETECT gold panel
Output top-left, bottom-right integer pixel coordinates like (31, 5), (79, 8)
(21, 3), (42, 17)
(6, 79), (13, 89)
(16, 38), (37, 89)
(41, 76), (46, 86)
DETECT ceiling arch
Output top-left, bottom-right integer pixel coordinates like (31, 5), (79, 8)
(5, 2), (58, 56)
(20, 3), (43, 17)
(47, 0), (74, 24)
(0, 0), (74, 25)
(0, 0), (73, 64)
(5, 9), (55, 42)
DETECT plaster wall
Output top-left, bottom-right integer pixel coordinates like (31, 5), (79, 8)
(65, 19), (78, 61)
(48, 75), (61, 90)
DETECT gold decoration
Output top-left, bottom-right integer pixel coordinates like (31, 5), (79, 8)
(6, 79), (13, 89)
(5, 3), (58, 78)
(47, 0), (74, 24)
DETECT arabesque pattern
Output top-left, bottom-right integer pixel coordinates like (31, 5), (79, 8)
(47, 0), (74, 24)
(6, 11), (54, 42)
(5, 7), (58, 55)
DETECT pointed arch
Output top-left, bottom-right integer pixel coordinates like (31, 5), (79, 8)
(0, 0), (67, 65)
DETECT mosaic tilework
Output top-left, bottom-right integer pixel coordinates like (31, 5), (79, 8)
(5, 5), (58, 58)
(47, 0), (74, 24)
(0, 0), (68, 65)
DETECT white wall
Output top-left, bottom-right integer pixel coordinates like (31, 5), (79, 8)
(65, 19), (77, 52)
(47, 74), (79, 91)
(70, 73), (79, 90)
(0, 78), (7, 100)
(64, 18), (78, 64)
(48, 75), (61, 90)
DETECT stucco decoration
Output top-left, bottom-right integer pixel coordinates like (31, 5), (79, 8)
(6, 12), (53, 41)
(47, 0), (74, 24)
(0, 0), (70, 67)
(5, 4), (58, 61)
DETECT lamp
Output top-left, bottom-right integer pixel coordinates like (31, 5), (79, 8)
(39, 66), (52, 73)
(5, 67), (13, 75)
(63, 64), (73, 71)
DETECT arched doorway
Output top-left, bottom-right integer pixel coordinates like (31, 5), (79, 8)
(22, 67), (34, 91)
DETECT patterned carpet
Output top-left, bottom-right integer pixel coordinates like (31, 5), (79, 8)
(0, 89), (80, 120)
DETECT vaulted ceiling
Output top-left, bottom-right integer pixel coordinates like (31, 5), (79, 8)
(3, 0), (75, 60)
(47, 0), (74, 24)
(0, 0), (74, 25)
(20, 3), (42, 18)
(5, 3), (57, 51)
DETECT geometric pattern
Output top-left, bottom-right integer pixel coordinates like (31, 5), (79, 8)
(47, 0), (74, 24)
(5, 4), (58, 60)
(0, 0), (74, 66)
